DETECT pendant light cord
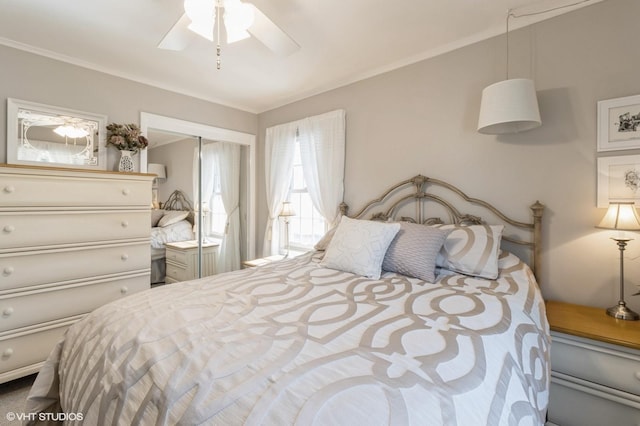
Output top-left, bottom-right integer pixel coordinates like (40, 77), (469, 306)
(505, 0), (595, 80)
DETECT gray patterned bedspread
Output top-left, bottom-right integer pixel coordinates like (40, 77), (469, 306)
(26, 251), (549, 425)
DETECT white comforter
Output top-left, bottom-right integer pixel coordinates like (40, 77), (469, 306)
(26, 251), (549, 425)
(150, 220), (194, 250)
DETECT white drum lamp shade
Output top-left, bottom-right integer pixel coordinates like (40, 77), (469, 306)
(477, 78), (541, 134)
(148, 163), (166, 181)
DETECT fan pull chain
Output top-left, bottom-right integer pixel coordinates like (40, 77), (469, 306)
(216, 1), (222, 69)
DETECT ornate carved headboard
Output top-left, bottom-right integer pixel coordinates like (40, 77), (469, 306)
(163, 189), (195, 225)
(340, 175), (545, 279)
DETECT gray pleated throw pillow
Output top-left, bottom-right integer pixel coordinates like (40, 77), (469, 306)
(382, 222), (451, 283)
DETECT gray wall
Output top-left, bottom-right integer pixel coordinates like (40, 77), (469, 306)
(148, 138), (198, 205)
(257, 0), (640, 313)
(0, 44), (257, 169)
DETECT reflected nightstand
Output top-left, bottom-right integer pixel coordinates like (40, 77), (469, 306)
(165, 240), (219, 283)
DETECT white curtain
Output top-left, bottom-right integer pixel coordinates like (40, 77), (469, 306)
(262, 122), (297, 256)
(193, 143), (217, 238)
(214, 142), (241, 272)
(298, 110), (346, 229)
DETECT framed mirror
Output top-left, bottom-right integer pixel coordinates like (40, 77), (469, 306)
(7, 98), (107, 170)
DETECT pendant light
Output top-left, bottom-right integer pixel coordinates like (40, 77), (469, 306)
(477, 9), (541, 134)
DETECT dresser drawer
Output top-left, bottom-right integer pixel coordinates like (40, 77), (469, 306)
(0, 173), (151, 208)
(0, 317), (80, 377)
(551, 332), (640, 395)
(0, 210), (150, 250)
(549, 373), (640, 426)
(165, 260), (189, 282)
(0, 242), (150, 292)
(0, 274), (149, 332)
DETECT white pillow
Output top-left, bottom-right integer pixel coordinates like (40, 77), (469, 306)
(158, 210), (189, 227)
(314, 226), (337, 251)
(432, 224), (504, 279)
(320, 216), (400, 279)
(151, 209), (166, 227)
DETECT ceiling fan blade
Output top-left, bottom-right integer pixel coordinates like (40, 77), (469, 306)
(247, 5), (299, 56)
(158, 13), (195, 51)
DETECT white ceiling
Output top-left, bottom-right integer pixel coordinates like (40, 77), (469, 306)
(0, 0), (599, 113)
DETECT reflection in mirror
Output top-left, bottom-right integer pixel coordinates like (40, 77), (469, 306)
(141, 112), (256, 283)
(7, 98), (107, 170)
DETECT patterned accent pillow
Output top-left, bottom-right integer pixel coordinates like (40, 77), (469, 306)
(381, 222), (451, 283)
(432, 224), (504, 279)
(321, 216), (400, 279)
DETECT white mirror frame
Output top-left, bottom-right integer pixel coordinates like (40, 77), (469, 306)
(7, 98), (107, 170)
(140, 112), (256, 260)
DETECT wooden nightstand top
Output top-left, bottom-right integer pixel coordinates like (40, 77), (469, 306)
(546, 300), (640, 351)
(242, 255), (285, 268)
(165, 240), (220, 250)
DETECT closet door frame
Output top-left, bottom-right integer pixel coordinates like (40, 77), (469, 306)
(140, 112), (256, 269)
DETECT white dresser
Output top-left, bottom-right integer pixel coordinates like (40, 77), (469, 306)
(0, 164), (154, 384)
(165, 240), (218, 284)
(546, 301), (640, 426)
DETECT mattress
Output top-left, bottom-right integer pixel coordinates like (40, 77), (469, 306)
(26, 250), (549, 425)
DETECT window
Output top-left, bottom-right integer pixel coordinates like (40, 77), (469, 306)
(285, 141), (327, 250)
(207, 177), (226, 238)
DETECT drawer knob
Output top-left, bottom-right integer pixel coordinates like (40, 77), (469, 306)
(3, 186), (15, 194)
(2, 266), (14, 276)
(120, 286), (128, 294)
(121, 221), (129, 228)
(2, 307), (13, 317)
(2, 348), (13, 358)
(122, 188), (131, 196)
(635, 371), (640, 381)
(121, 254), (129, 261)
(3, 225), (15, 233)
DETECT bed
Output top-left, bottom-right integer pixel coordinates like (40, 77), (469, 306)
(150, 191), (195, 284)
(25, 175), (549, 425)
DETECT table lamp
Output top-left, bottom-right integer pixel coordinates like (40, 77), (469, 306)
(148, 163), (166, 209)
(596, 202), (640, 320)
(279, 201), (296, 257)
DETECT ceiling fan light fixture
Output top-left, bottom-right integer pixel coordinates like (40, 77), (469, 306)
(184, 0), (215, 41)
(54, 125), (89, 139)
(224, 0), (255, 43)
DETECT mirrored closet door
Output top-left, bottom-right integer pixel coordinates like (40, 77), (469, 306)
(141, 112), (256, 285)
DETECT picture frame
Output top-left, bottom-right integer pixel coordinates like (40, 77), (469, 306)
(597, 154), (640, 207)
(597, 94), (640, 152)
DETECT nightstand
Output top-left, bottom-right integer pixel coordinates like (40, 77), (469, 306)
(545, 300), (640, 426)
(165, 240), (219, 284)
(242, 255), (285, 268)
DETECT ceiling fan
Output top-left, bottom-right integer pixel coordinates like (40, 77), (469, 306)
(158, 0), (299, 69)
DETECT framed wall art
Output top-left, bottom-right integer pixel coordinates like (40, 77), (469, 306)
(597, 154), (640, 207)
(597, 94), (640, 152)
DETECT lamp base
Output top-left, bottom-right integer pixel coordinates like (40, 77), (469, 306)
(606, 302), (640, 321)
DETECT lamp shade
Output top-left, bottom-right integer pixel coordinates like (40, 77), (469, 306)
(477, 78), (541, 134)
(279, 201), (295, 217)
(147, 163), (166, 180)
(596, 202), (640, 231)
